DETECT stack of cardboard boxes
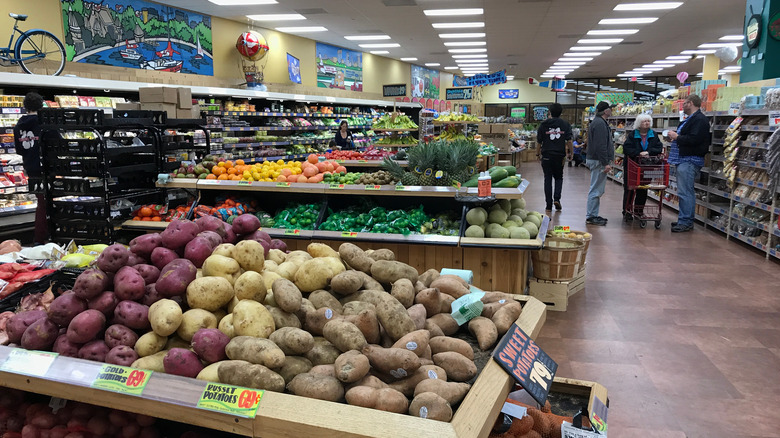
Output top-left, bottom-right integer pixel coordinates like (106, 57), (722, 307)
(478, 123), (524, 152)
(117, 87), (200, 119)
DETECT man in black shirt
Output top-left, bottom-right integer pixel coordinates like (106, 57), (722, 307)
(13, 92), (47, 244)
(536, 103), (572, 212)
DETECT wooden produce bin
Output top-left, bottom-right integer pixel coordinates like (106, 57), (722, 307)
(527, 268), (586, 312)
(0, 297), (548, 438)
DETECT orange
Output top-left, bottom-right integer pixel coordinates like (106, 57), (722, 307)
(133, 216), (142, 221)
(236, 159), (245, 166)
(218, 174), (229, 180)
(225, 160), (234, 168)
(142, 217), (152, 221)
(307, 154), (318, 164)
(139, 207), (153, 217)
(206, 174), (217, 180)
(151, 216), (162, 222)
(228, 168), (238, 175)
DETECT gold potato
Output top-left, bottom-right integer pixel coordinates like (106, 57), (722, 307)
(211, 243), (235, 258)
(134, 332), (167, 357)
(307, 242), (340, 258)
(233, 271), (267, 302)
(232, 300), (275, 338)
(186, 276), (234, 312)
(218, 313), (236, 338)
(130, 350), (168, 372)
(148, 299), (183, 337)
(233, 240), (265, 272)
(196, 362), (222, 382)
(201, 254), (241, 285)
(177, 309), (218, 342)
(294, 258), (341, 293)
(267, 249), (287, 265)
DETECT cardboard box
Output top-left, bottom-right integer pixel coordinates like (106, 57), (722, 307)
(478, 123), (492, 134)
(141, 102), (176, 119)
(528, 269), (586, 311)
(115, 102), (141, 111)
(177, 87), (193, 109)
(491, 123), (509, 134)
(139, 87), (177, 104)
(175, 105), (201, 119)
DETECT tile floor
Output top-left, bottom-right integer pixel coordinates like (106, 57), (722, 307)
(519, 162), (780, 438)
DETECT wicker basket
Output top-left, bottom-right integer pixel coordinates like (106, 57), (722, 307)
(547, 231), (591, 273)
(531, 237), (584, 281)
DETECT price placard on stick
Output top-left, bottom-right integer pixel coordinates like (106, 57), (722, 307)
(492, 324), (558, 405)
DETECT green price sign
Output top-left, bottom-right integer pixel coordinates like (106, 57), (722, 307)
(197, 383), (264, 418)
(284, 229), (301, 236)
(91, 365), (152, 396)
(276, 182), (291, 187)
(365, 185), (381, 191)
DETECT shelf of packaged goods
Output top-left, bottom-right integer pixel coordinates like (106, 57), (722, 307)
(204, 110), (377, 118)
(711, 138), (726, 146)
(741, 125), (777, 132)
(730, 213), (770, 232)
(665, 187), (678, 196)
(652, 113), (682, 119)
(0, 185), (29, 195)
(702, 218), (728, 234)
(769, 248), (780, 260)
(313, 230), (461, 246)
(774, 228), (780, 238)
(222, 142), (292, 149)
(732, 195), (773, 212)
(710, 155), (726, 162)
(707, 187), (732, 199)
(742, 109), (773, 116)
(294, 139), (330, 145)
(737, 160), (768, 169)
(734, 178), (770, 190)
(729, 230), (768, 252)
(741, 141), (768, 149)
(0, 203), (36, 216)
(703, 202), (730, 215)
(693, 182), (709, 191)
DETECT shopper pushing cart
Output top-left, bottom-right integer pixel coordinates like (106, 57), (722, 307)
(622, 114), (667, 228)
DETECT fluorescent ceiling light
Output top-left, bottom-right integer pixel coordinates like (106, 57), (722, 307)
(444, 66), (459, 70)
(570, 46), (612, 51)
(464, 74), (476, 77)
(558, 57), (593, 61)
(599, 17), (658, 25)
(359, 43), (400, 48)
(681, 49), (716, 55)
(506, 76), (514, 80)
(276, 26), (327, 32)
(554, 62), (586, 65)
(448, 48), (487, 53)
(461, 68), (489, 71)
(451, 54), (488, 58)
(432, 22), (485, 29)
(614, 2), (683, 11)
(457, 58), (489, 63)
(665, 55), (691, 60)
(564, 52), (602, 57)
(461, 70), (489, 73)
(458, 63), (489, 67)
(370, 50), (389, 54)
(344, 35), (390, 41)
(424, 8), (483, 16)
(720, 35), (744, 41)
(247, 13), (304, 21)
(443, 41), (486, 46)
(541, 74), (562, 78)
(577, 38), (623, 44)
(439, 32), (485, 38)
(400, 57), (418, 61)
(425, 63), (441, 66)
(587, 29), (639, 35)
(209, 0), (276, 4)
(644, 64), (673, 68)
(658, 59), (688, 64)
(698, 42), (742, 48)
(618, 73), (639, 77)
(722, 66), (741, 70)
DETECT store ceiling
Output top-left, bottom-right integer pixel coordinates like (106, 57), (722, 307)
(158, 0), (746, 80)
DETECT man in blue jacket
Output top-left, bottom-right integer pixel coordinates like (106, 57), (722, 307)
(667, 94), (711, 233)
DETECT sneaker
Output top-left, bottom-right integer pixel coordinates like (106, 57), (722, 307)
(586, 217), (607, 226)
(671, 223), (693, 233)
(671, 221), (678, 227)
(546, 204), (552, 211)
(554, 201), (562, 211)
(596, 216), (609, 222)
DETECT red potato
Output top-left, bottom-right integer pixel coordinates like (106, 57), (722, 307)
(243, 228), (271, 243)
(86, 417), (110, 437)
(150, 247), (178, 271)
(53, 334), (81, 357)
(88, 291), (119, 316)
(134, 264), (161, 285)
(161, 219), (200, 251)
(6, 310), (48, 344)
(67, 310), (106, 344)
(184, 237), (215, 268)
(72, 269), (110, 300)
(114, 301), (150, 330)
(105, 345), (139, 366)
(96, 244), (130, 274)
(270, 239), (287, 252)
(156, 259), (197, 298)
(223, 223), (237, 244)
(21, 318), (59, 350)
(49, 426), (68, 438)
(232, 214), (261, 235)
(141, 284), (162, 307)
(191, 328), (230, 364)
(114, 266), (146, 301)
(47, 294), (87, 326)
(104, 324), (139, 349)
(194, 215), (226, 237)
(126, 252), (145, 267)
(129, 234), (162, 259)
(163, 348), (204, 378)
(197, 231), (223, 248)
(78, 340), (110, 362)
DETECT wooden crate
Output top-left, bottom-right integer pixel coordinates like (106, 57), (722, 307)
(527, 269), (586, 311)
(462, 246), (528, 294)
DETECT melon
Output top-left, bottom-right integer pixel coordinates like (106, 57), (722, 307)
(502, 220), (520, 229)
(510, 227), (531, 239)
(466, 207), (488, 226)
(488, 209), (508, 224)
(464, 225), (485, 238)
(521, 222), (539, 238)
(497, 199), (511, 214)
(525, 215), (542, 228)
(508, 215), (524, 224)
(510, 198), (526, 210)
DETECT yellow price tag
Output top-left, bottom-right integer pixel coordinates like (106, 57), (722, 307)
(197, 383), (264, 418)
(91, 365), (152, 396)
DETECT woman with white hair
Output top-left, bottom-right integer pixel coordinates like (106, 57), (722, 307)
(622, 113), (663, 221)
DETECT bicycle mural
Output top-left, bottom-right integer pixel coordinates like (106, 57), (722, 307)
(59, 0), (213, 75)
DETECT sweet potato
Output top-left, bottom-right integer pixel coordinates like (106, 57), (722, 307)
(309, 364), (336, 378)
(231, 214), (261, 235)
(430, 275), (470, 299)
(338, 243), (373, 273)
(184, 237), (216, 268)
(407, 304), (427, 330)
(96, 244), (130, 274)
(88, 291), (119, 316)
(439, 294), (454, 314)
(134, 264), (161, 285)
(481, 291), (515, 304)
(53, 334), (81, 357)
(334, 350), (370, 383)
(492, 301), (523, 335)
(129, 234), (162, 259)
(345, 386), (408, 413)
(48, 293), (87, 327)
(362, 344), (421, 378)
(114, 266), (146, 301)
(186, 276), (234, 312)
(66, 310), (106, 344)
(105, 346), (139, 367)
(344, 309), (380, 345)
(424, 320), (445, 338)
(269, 327), (314, 356)
(330, 271), (364, 296)
(21, 318), (58, 350)
(409, 392), (452, 421)
(156, 259), (198, 298)
(272, 278), (303, 313)
(370, 260), (419, 285)
(391, 279), (415, 309)
(427, 314), (459, 336)
(481, 301), (509, 319)
(163, 348), (204, 378)
(218, 360), (285, 392)
(194, 215), (227, 237)
(148, 299), (183, 337)
(114, 301), (151, 330)
(191, 328), (230, 364)
(104, 324), (139, 349)
(388, 365), (447, 397)
(277, 356), (313, 384)
(415, 281), (426, 293)
(323, 319), (367, 353)
(233, 240), (265, 273)
(432, 351), (477, 382)
(304, 337), (341, 366)
(304, 307), (341, 336)
(72, 269), (110, 300)
(287, 373), (344, 402)
(429, 336), (474, 360)
(151, 247), (178, 270)
(391, 329), (430, 357)
(375, 295), (417, 341)
(415, 288), (442, 317)
(414, 379), (471, 405)
(468, 316), (498, 350)
(79, 340), (110, 362)
(161, 219), (200, 251)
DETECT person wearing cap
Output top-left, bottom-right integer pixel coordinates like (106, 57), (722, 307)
(585, 101), (615, 226)
(667, 94), (710, 232)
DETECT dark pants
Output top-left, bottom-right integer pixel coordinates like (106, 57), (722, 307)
(35, 193), (48, 244)
(623, 188), (648, 215)
(541, 156), (564, 209)
(573, 153), (584, 167)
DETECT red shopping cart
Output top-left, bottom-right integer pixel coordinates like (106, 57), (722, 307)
(625, 156), (670, 229)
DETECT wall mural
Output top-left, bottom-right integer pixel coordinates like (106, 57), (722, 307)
(60, 0), (213, 75)
(316, 42), (362, 91)
(411, 65), (440, 99)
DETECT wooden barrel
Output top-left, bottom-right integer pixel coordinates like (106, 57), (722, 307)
(531, 238), (584, 281)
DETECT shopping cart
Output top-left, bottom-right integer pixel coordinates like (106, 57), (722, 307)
(624, 156), (670, 229)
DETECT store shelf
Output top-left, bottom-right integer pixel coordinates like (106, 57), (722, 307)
(313, 230), (461, 246)
(741, 141), (769, 149)
(710, 155), (726, 162)
(707, 172), (728, 181)
(737, 160), (768, 169)
(711, 139), (725, 145)
(729, 230), (768, 251)
(460, 216), (549, 250)
(334, 160), (408, 168)
(734, 178), (769, 190)
(730, 213), (770, 232)
(432, 120), (479, 125)
(703, 202), (730, 215)
(615, 152), (624, 158)
(741, 125), (777, 132)
(222, 126), (325, 132)
(0, 204), (37, 217)
(713, 125), (731, 130)
(204, 111), (376, 118)
(732, 195), (773, 212)
(372, 128), (418, 132)
(222, 142), (292, 148)
(157, 179), (199, 189)
(769, 248), (780, 260)
(707, 186), (732, 198)
(694, 182), (709, 191)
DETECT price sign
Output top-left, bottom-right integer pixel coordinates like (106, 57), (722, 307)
(728, 103), (740, 116)
(395, 185), (405, 191)
(365, 185), (381, 191)
(91, 365), (152, 395)
(357, 159), (368, 163)
(769, 111), (780, 127)
(553, 226), (571, 233)
(1, 350), (58, 377)
(284, 229), (301, 236)
(201, 180), (218, 185)
(335, 160), (345, 164)
(197, 383), (264, 418)
(276, 182), (291, 187)
(329, 184), (345, 190)
(492, 324), (558, 406)
(237, 180), (252, 186)
(341, 231), (358, 238)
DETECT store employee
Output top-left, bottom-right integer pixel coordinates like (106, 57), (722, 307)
(334, 121), (354, 149)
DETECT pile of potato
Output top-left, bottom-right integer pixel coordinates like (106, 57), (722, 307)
(3, 214), (525, 423)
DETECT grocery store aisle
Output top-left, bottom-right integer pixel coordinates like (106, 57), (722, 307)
(519, 162), (780, 438)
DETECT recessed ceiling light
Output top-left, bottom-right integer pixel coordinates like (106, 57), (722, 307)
(370, 50), (390, 54)
(587, 29), (639, 35)
(598, 18), (658, 25)
(344, 35), (391, 41)
(564, 52), (602, 57)
(448, 48), (487, 53)
(680, 49), (716, 55)
(424, 8), (483, 16)
(209, 0), (276, 4)
(698, 42), (742, 48)
(444, 66), (459, 70)
(614, 2), (682, 11)
(577, 38), (623, 44)
(400, 57), (418, 61)
(720, 35), (744, 41)
(443, 41), (486, 47)
(359, 43), (400, 48)
(247, 13), (304, 21)
(558, 57), (593, 62)
(276, 26), (327, 32)
(438, 33), (486, 38)
(425, 63), (441, 66)
(451, 54), (488, 58)
(570, 46), (612, 51)
(432, 22), (485, 29)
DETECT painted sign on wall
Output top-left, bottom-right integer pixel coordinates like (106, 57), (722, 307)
(60, 0), (213, 75)
(411, 65), (441, 99)
(316, 42), (363, 91)
(499, 89), (519, 99)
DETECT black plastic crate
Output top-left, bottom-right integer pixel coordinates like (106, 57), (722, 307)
(48, 177), (106, 196)
(39, 109), (104, 127)
(51, 219), (114, 244)
(50, 199), (110, 220)
(110, 110), (167, 125)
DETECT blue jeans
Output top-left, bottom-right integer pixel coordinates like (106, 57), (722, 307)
(586, 160), (607, 219)
(675, 161), (700, 226)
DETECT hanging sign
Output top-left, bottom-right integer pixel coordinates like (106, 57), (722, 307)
(492, 323), (558, 405)
(383, 84), (407, 97)
(446, 88), (473, 100)
(499, 89), (520, 99)
(453, 70), (507, 87)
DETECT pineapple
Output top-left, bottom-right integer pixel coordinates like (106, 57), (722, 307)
(381, 157), (419, 185)
(447, 140), (480, 185)
(413, 143), (438, 186)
